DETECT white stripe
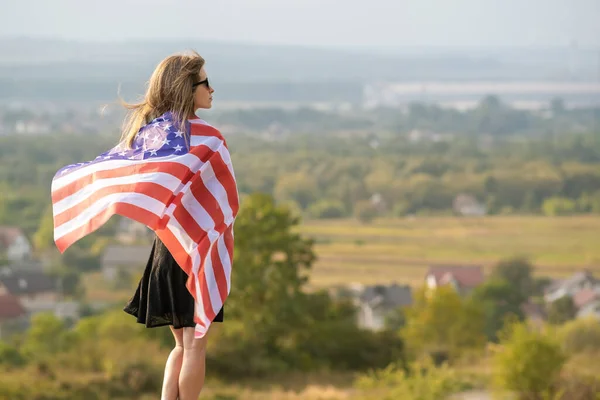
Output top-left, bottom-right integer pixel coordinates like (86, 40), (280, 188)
(217, 234), (232, 294)
(180, 189), (216, 233)
(195, 325), (207, 338)
(52, 152), (205, 191)
(190, 135), (222, 150)
(203, 241), (224, 316)
(166, 218), (211, 328)
(53, 172), (183, 216)
(54, 192), (166, 240)
(217, 146), (236, 177)
(201, 162), (235, 225)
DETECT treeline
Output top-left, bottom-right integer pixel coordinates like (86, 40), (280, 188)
(210, 96), (600, 136)
(1, 123), (600, 242)
(231, 127), (600, 221)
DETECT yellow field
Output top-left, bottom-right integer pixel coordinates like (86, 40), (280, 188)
(84, 215), (600, 302)
(298, 216), (600, 288)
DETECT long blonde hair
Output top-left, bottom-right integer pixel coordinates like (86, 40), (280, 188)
(119, 50), (205, 148)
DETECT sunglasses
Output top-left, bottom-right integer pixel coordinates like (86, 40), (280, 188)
(192, 78), (210, 89)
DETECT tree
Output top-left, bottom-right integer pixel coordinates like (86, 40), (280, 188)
(470, 278), (525, 341)
(542, 196), (578, 216)
(273, 172), (319, 210)
(209, 193), (405, 375)
(559, 317), (600, 355)
(33, 204), (55, 251)
(308, 199), (346, 219)
(401, 286), (486, 361)
(354, 200), (379, 223)
(490, 257), (535, 301)
(547, 296), (577, 325)
(50, 266), (85, 299)
(22, 313), (74, 358)
(493, 322), (566, 399)
(226, 192), (316, 341)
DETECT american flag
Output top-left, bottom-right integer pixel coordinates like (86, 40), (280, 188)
(51, 112), (239, 338)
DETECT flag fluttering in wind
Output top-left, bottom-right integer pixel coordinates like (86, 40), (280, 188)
(51, 112), (239, 338)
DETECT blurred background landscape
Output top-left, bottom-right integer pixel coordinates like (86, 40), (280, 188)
(1, 0), (600, 399)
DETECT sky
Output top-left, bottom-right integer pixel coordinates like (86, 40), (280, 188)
(0, 0), (599, 49)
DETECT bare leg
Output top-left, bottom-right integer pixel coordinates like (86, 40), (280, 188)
(178, 327), (209, 400)
(161, 327), (184, 400)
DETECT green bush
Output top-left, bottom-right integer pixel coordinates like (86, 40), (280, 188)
(554, 374), (600, 400)
(493, 322), (567, 400)
(353, 200), (378, 223)
(0, 342), (26, 368)
(542, 197), (578, 216)
(308, 199), (347, 219)
(558, 317), (600, 355)
(354, 358), (474, 400)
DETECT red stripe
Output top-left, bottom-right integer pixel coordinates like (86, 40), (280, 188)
(171, 196), (208, 248)
(210, 240), (228, 303)
(190, 122), (225, 141)
(189, 176), (226, 232)
(190, 144), (220, 164)
(53, 182), (173, 228)
(193, 240), (217, 323)
(204, 150), (240, 217)
(52, 161), (195, 204)
(55, 203), (167, 253)
(224, 225), (234, 262)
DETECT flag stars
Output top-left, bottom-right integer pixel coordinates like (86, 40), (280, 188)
(174, 144), (183, 152)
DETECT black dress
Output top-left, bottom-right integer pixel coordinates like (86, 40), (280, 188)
(123, 235), (224, 328)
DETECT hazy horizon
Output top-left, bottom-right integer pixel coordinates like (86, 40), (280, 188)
(1, 0), (599, 50)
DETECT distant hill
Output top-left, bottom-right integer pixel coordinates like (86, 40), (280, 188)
(0, 38), (597, 103)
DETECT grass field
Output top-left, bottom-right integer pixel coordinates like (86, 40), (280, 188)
(297, 216), (600, 288)
(84, 215), (600, 302)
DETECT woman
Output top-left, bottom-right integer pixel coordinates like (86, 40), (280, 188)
(120, 51), (220, 400)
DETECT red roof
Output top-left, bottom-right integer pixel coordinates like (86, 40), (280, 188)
(573, 288), (600, 309)
(0, 293), (26, 320)
(427, 265), (484, 289)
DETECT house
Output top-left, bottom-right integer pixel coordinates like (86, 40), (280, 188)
(544, 270), (599, 303)
(573, 288), (600, 320)
(102, 244), (152, 282)
(0, 268), (59, 313)
(425, 265), (485, 295)
(343, 283), (413, 331)
(0, 293), (27, 338)
(0, 226), (32, 262)
(452, 194), (487, 217)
